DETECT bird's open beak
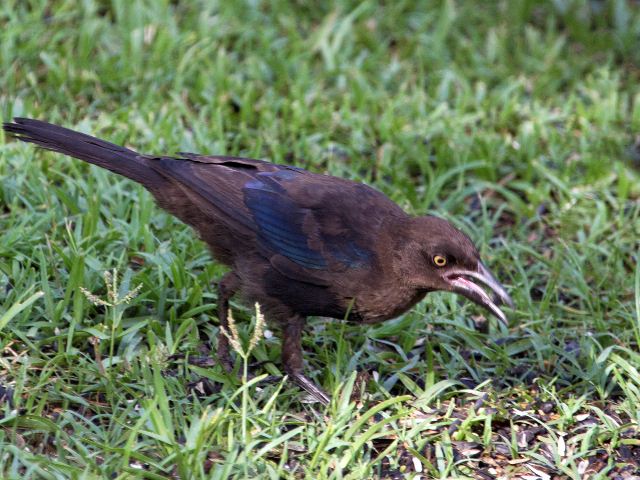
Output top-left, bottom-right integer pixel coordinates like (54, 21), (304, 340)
(446, 262), (514, 325)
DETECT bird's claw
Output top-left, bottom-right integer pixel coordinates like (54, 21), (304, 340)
(260, 375), (284, 385)
(216, 348), (235, 373)
(178, 355), (217, 367)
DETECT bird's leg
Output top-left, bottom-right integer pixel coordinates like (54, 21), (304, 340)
(217, 272), (240, 372)
(282, 315), (331, 406)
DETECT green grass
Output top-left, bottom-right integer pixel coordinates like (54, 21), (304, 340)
(1, 0), (640, 478)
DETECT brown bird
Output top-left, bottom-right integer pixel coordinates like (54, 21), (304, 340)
(3, 118), (513, 405)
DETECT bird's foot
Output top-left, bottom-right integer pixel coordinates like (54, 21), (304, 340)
(216, 355), (277, 383)
(289, 372), (331, 406)
(259, 375), (284, 385)
(170, 354), (217, 367)
(170, 352), (232, 370)
(216, 347), (235, 373)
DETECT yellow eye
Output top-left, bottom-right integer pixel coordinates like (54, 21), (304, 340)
(433, 255), (447, 267)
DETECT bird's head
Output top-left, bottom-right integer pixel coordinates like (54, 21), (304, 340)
(397, 215), (514, 325)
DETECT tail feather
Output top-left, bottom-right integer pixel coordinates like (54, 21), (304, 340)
(3, 118), (164, 188)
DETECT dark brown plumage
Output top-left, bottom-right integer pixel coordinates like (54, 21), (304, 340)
(3, 118), (513, 404)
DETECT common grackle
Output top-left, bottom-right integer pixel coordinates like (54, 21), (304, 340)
(3, 118), (513, 405)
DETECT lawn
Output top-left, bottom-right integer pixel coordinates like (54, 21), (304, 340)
(1, 0), (640, 478)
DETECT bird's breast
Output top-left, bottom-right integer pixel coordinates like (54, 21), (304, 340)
(350, 285), (427, 324)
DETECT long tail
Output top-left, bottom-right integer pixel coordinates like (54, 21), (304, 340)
(3, 117), (165, 188)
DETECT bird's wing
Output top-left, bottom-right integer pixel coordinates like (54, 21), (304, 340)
(147, 154), (271, 233)
(148, 154), (402, 283)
